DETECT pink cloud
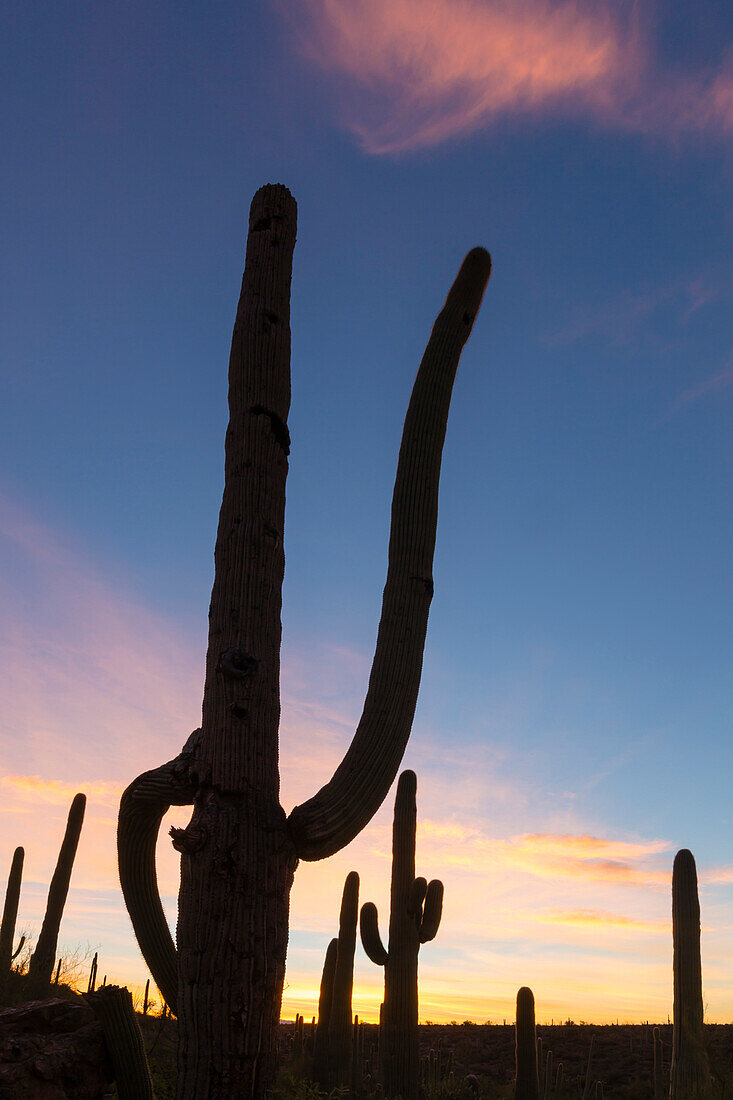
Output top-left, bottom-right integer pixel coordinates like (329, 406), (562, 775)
(284, 0), (733, 152)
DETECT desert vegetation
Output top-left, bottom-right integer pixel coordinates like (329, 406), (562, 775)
(0, 186), (726, 1099)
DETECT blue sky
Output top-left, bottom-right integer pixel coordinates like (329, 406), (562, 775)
(1, 0), (732, 1021)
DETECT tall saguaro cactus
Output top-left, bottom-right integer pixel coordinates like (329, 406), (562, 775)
(0, 846), (24, 996)
(28, 793), (86, 987)
(360, 769), (444, 1100)
(118, 184), (490, 1099)
(515, 987), (540, 1100)
(670, 849), (711, 1098)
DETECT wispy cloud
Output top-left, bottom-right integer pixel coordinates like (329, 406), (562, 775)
(284, 0), (733, 153)
(666, 358), (733, 417)
(538, 908), (669, 934)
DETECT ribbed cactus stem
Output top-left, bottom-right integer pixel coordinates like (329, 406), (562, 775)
(86, 985), (154, 1099)
(359, 770), (444, 1100)
(28, 793), (86, 987)
(116, 185), (489, 1096)
(328, 871), (359, 1086)
(515, 987), (540, 1100)
(0, 846), (24, 995)
(313, 937), (338, 1086)
(670, 849), (711, 1098)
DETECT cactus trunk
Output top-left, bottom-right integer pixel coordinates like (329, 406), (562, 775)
(670, 849), (711, 1098)
(328, 871), (359, 1086)
(313, 937), (338, 1085)
(0, 846), (24, 997)
(28, 793), (86, 987)
(117, 185), (490, 1100)
(360, 770), (444, 1100)
(515, 987), (540, 1100)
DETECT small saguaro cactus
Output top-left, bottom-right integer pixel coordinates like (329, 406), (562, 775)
(28, 792), (86, 987)
(117, 185), (490, 1098)
(515, 987), (540, 1100)
(313, 937), (338, 1085)
(670, 849), (712, 1098)
(360, 769), (444, 1100)
(0, 846), (24, 997)
(328, 871), (360, 1087)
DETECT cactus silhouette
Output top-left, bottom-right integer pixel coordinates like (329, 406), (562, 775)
(328, 871), (359, 1087)
(360, 769), (443, 1100)
(0, 846), (24, 996)
(117, 185), (489, 1098)
(515, 987), (540, 1100)
(313, 937), (338, 1085)
(670, 849), (711, 1098)
(28, 793), (86, 987)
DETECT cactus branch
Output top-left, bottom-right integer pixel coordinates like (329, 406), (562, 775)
(28, 793), (86, 987)
(0, 846), (24, 992)
(418, 879), (444, 943)
(117, 729), (200, 1012)
(288, 248), (491, 860)
(360, 903), (388, 966)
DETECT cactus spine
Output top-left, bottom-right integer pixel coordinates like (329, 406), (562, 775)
(328, 871), (359, 1087)
(360, 770), (444, 1100)
(28, 792), (86, 987)
(117, 185), (490, 1098)
(515, 987), (540, 1100)
(0, 846), (24, 997)
(670, 849), (711, 1098)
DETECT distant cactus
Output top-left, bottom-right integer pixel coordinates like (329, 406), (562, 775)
(670, 849), (712, 1098)
(0, 846), (24, 996)
(313, 937), (338, 1086)
(87, 951), (98, 993)
(515, 987), (540, 1100)
(328, 871), (359, 1087)
(653, 1026), (663, 1099)
(28, 793), (86, 987)
(360, 770), (443, 1100)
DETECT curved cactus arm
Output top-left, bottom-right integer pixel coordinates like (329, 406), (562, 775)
(418, 879), (443, 943)
(287, 248), (491, 861)
(408, 877), (427, 917)
(11, 934), (26, 962)
(117, 728), (201, 1013)
(360, 902), (389, 966)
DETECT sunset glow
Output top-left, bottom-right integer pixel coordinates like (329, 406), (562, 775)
(2, 0), (732, 1043)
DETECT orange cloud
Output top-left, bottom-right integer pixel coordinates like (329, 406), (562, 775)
(539, 908), (669, 934)
(285, 0), (733, 152)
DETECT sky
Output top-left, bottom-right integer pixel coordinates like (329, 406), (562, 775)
(1, 0), (732, 1025)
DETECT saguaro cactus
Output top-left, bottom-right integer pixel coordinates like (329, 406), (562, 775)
(0, 847), (24, 996)
(515, 987), (540, 1100)
(28, 793), (86, 987)
(328, 871), (359, 1087)
(670, 849), (711, 1098)
(117, 184), (490, 1099)
(360, 769), (444, 1100)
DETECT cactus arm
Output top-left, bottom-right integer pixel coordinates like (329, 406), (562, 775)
(11, 935), (26, 962)
(360, 902), (388, 966)
(0, 846), (24, 985)
(287, 248), (491, 861)
(418, 879), (443, 944)
(117, 729), (201, 1013)
(28, 793), (86, 987)
(409, 877), (427, 917)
